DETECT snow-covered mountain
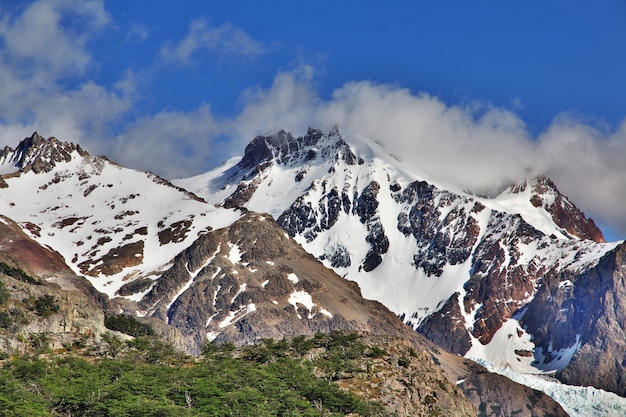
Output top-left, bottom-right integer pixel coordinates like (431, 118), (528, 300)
(0, 132), (241, 299)
(0, 132), (578, 416)
(2, 130), (626, 414)
(176, 127), (626, 397)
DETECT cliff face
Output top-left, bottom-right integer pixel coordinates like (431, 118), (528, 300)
(135, 211), (412, 352)
(0, 216), (110, 354)
(522, 242), (626, 395)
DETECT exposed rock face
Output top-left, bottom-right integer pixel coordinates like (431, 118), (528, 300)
(0, 215), (70, 277)
(336, 336), (478, 417)
(460, 372), (568, 417)
(178, 127), (622, 397)
(0, 131), (87, 174)
(522, 242), (626, 395)
(430, 213), (552, 346)
(2, 276), (108, 352)
(518, 176), (604, 243)
(0, 215), (111, 353)
(418, 292), (473, 354)
(137, 212), (410, 353)
(430, 346), (569, 417)
(395, 181), (481, 276)
(239, 127), (357, 171)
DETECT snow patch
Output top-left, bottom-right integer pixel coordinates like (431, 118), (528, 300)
(287, 290), (327, 319)
(212, 285), (221, 306)
(206, 312), (218, 327)
(210, 267), (222, 280)
(227, 241), (243, 264)
(218, 303), (256, 328)
(231, 283), (246, 303)
(533, 335), (582, 372)
(286, 273), (299, 284)
(206, 331), (220, 342)
(466, 315), (539, 374)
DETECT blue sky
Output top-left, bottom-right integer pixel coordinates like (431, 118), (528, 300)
(1, 1), (626, 239)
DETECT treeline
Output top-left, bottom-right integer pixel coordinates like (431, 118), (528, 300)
(0, 331), (395, 417)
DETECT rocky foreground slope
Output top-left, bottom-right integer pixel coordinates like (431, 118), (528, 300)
(0, 207), (567, 417)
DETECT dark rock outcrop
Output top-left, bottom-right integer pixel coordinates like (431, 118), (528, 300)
(139, 212), (410, 352)
(521, 242), (626, 395)
(518, 176), (604, 242)
(0, 132), (87, 174)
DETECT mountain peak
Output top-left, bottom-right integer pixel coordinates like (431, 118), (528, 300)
(509, 175), (605, 242)
(0, 132), (88, 174)
(239, 128), (315, 169)
(237, 127), (360, 172)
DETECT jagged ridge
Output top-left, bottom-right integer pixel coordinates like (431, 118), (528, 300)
(177, 127), (625, 397)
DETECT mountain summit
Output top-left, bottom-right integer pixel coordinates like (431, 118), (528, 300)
(178, 127), (626, 396)
(0, 132), (88, 175)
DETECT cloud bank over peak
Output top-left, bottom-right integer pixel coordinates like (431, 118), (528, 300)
(58, 60), (626, 239)
(0, 2), (623, 239)
(201, 67), (626, 238)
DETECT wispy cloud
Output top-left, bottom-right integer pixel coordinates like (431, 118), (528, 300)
(160, 19), (266, 65)
(0, 0), (131, 144)
(109, 104), (224, 179)
(126, 22), (149, 43)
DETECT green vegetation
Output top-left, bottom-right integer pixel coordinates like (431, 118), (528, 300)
(0, 308), (28, 332)
(0, 331), (393, 417)
(104, 314), (155, 337)
(0, 262), (39, 285)
(0, 278), (30, 332)
(31, 294), (60, 318)
(0, 279), (10, 304)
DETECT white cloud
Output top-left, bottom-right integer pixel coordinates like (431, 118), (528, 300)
(160, 19), (266, 65)
(0, 2), (623, 239)
(316, 81), (535, 193)
(224, 72), (535, 194)
(199, 67), (626, 239)
(0, 0), (131, 146)
(535, 117), (626, 236)
(97, 66), (317, 180)
(0, 0), (109, 77)
(127, 22), (148, 43)
(231, 65), (318, 140)
(108, 104), (225, 179)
